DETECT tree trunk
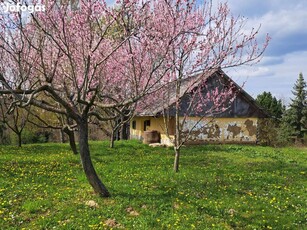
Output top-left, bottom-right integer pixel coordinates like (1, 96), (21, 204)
(64, 128), (78, 154)
(78, 120), (110, 197)
(110, 129), (115, 148)
(119, 125), (124, 140)
(173, 147), (180, 172)
(63, 128), (78, 154)
(173, 113), (181, 172)
(17, 132), (22, 147)
(120, 122), (128, 140)
(173, 80), (181, 172)
(68, 130), (78, 155)
(60, 129), (65, 143)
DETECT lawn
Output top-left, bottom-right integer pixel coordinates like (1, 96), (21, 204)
(0, 141), (306, 229)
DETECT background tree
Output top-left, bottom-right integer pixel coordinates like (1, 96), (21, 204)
(0, 119), (8, 144)
(0, 95), (30, 147)
(256, 91), (285, 120)
(27, 108), (79, 154)
(108, 108), (133, 148)
(255, 92), (285, 146)
(91, 105), (134, 148)
(280, 73), (307, 143)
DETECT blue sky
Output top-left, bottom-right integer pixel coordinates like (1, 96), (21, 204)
(220, 0), (307, 103)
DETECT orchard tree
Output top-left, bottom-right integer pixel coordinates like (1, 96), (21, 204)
(27, 108), (79, 154)
(0, 95), (30, 147)
(138, 1), (269, 172)
(108, 108), (134, 148)
(0, 0), (182, 197)
(0, 0), (269, 195)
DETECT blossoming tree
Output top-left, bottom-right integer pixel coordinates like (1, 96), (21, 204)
(0, 0), (269, 196)
(134, 0), (269, 172)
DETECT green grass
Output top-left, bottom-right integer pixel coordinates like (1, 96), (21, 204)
(0, 141), (306, 229)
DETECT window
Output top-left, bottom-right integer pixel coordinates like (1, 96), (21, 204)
(143, 120), (150, 131)
(132, 120), (136, 130)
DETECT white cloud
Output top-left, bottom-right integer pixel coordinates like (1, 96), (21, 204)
(226, 51), (307, 104)
(226, 0), (307, 18)
(216, 0), (307, 104)
(260, 9), (307, 36)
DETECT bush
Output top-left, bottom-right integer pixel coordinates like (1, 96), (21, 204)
(257, 119), (280, 146)
(32, 131), (52, 143)
(257, 118), (302, 147)
(10, 128), (52, 145)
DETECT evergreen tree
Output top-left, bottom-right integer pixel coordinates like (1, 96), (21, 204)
(281, 73), (307, 140)
(256, 91), (285, 120)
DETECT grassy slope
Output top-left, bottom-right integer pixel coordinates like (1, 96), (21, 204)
(0, 141), (306, 229)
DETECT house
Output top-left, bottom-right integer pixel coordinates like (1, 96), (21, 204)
(130, 69), (269, 145)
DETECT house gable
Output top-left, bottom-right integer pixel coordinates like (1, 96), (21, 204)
(155, 70), (268, 118)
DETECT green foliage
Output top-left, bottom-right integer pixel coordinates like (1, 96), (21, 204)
(256, 92), (285, 146)
(257, 119), (279, 146)
(256, 91), (285, 120)
(276, 112), (294, 146)
(13, 128), (34, 145)
(9, 127), (51, 145)
(260, 73), (307, 145)
(289, 73), (307, 137)
(0, 141), (306, 229)
(280, 73), (307, 142)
